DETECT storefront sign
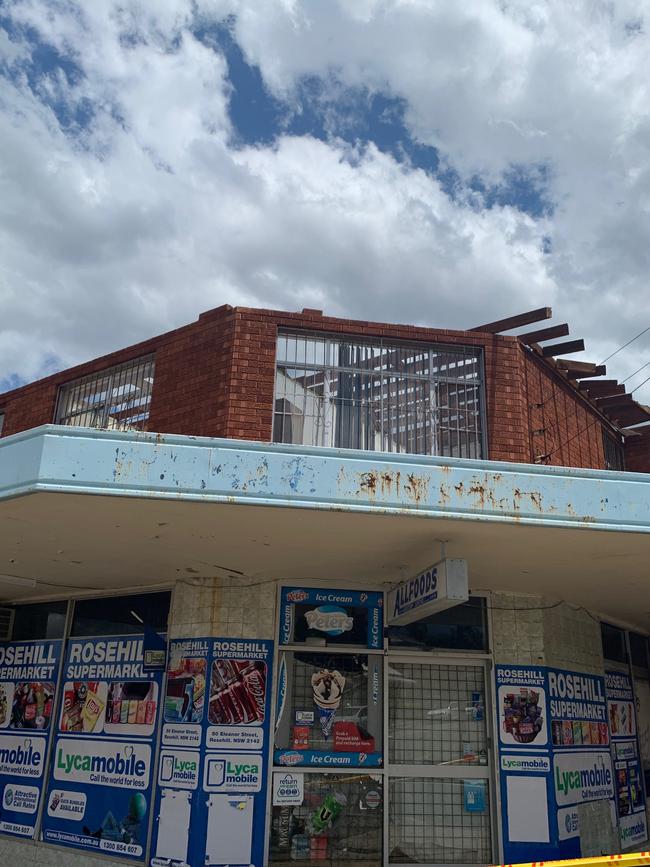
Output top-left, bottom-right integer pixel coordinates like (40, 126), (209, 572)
(0, 639), (62, 839)
(496, 664), (614, 864)
(387, 559), (468, 626)
(280, 588), (383, 649)
(150, 636), (273, 867)
(41, 635), (163, 859)
(605, 669), (647, 847)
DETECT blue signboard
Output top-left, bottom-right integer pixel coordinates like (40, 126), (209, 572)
(150, 636), (273, 867)
(605, 669), (647, 848)
(41, 635), (164, 859)
(0, 639), (62, 839)
(496, 664), (613, 863)
(279, 588), (383, 649)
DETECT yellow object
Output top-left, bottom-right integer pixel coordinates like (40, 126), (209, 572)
(81, 689), (105, 732)
(494, 853), (650, 867)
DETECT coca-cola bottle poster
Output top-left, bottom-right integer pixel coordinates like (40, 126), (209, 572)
(150, 637), (273, 867)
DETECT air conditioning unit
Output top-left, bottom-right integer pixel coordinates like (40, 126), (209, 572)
(0, 607), (15, 641)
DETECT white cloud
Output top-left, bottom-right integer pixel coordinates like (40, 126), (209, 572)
(0, 0), (649, 404)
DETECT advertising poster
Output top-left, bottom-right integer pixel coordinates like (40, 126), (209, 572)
(150, 636), (273, 867)
(496, 664), (614, 863)
(279, 588), (383, 650)
(606, 670), (647, 848)
(41, 634), (164, 859)
(0, 639), (62, 839)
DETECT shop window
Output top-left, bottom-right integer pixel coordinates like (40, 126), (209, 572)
(630, 632), (649, 672)
(387, 596), (487, 651)
(275, 652), (383, 767)
(54, 354), (155, 431)
(269, 773), (383, 865)
(388, 777), (491, 864)
(10, 600), (68, 640)
(70, 591), (171, 637)
(601, 622), (628, 664)
(274, 332), (485, 458)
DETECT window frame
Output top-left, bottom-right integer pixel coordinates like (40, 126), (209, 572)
(273, 330), (488, 459)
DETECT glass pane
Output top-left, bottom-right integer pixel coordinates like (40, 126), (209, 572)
(275, 652), (383, 765)
(269, 773), (383, 865)
(630, 632), (649, 670)
(389, 777), (491, 864)
(389, 664), (488, 765)
(11, 601), (68, 640)
(71, 591), (171, 636)
(388, 598), (487, 651)
(601, 622), (628, 663)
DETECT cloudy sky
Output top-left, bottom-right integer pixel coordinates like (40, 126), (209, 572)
(1, 1), (650, 402)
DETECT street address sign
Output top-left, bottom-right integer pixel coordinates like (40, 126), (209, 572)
(387, 558), (469, 626)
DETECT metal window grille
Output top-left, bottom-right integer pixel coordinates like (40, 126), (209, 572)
(603, 431), (625, 471)
(54, 355), (155, 432)
(274, 332), (485, 458)
(0, 411), (4, 437)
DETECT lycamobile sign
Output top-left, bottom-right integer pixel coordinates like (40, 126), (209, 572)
(553, 752), (614, 806)
(0, 737), (44, 778)
(53, 739), (151, 789)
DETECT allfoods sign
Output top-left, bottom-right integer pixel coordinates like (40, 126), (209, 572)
(553, 751), (614, 806)
(388, 559), (468, 626)
(53, 739), (150, 789)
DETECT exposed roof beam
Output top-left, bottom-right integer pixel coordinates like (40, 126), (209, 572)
(518, 323), (570, 345)
(595, 394), (633, 408)
(542, 339), (585, 358)
(558, 360), (606, 376)
(580, 382), (625, 397)
(471, 307), (552, 333)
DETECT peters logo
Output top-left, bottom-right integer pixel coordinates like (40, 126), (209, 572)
(305, 606), (353, 636)
(278, 752), (303, 766)
(287, 590), (309, 603)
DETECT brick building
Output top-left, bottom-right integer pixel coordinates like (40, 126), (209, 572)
(0, 304), (649, 867)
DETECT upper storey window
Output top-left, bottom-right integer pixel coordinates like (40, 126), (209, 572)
(0, 411), (4, 437)
(274, 332), (485, 458)
(55, 355), (155, 432)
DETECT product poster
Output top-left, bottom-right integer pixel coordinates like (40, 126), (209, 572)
(606, 670), (647, 848)
(279, 588), (383, 649)
(150, 637), (273, 867)
(41, 635), (164, 859)
(496, 664), (614, 863)
(0, 639), (62, 839)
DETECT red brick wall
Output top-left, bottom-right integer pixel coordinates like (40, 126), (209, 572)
(0, 304), (621, 470)
(625, 432), (650, 472)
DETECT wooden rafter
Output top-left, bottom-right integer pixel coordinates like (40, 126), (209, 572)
(471, 307), (552, 333)
(517, 323), (569, 345)
(542, 339), (585, 357)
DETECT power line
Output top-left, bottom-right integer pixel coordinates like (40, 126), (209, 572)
(631, 372), (650, 396)
(622, 361), (650, 383)
(599, 325), (650, 365)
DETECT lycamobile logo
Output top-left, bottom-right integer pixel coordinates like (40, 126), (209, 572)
(622, 821), (645, 841)
(57, 748), (146, 778)
(555, 761), (611, 795)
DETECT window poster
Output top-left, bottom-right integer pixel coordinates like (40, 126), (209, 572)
(606, 670), (647, 848)
(41, 635), (164, 859)
(496, 664), (614, 863)
(0, 639), (62, 839)
(150, 637), (273, 867)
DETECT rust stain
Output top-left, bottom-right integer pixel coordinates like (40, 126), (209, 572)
(403, 473), (429, 503)
(454, 481), (465, 494)
(358, 471), (378, 495)
(468, 482), (486, 509)
(439, 482), (450, 506)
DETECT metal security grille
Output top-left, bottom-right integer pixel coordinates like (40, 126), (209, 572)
(274, 332), (485, 457)
(388, 777), (491, 864)
(603, 431), (625, 471)
(55, 355), (155, 432)
(388, 663), (487, 765)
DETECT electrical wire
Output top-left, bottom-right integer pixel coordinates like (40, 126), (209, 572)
(599, 325), (650, 365)
(622, 361), (650, 383)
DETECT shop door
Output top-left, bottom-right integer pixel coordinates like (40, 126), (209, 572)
(386, 657), (495, 867)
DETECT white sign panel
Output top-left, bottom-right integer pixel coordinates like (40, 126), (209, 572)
(52, 738), (151, 790)
(203, 754), (262, 793)
(273, 772), (304, 806)
(388, 559), (469, 626)
(553, 750), (614, 807)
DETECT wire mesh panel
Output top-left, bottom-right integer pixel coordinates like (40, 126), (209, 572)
(269, 773), (383, 867)
(274, 332), (484, 457)
(388, 663), (488, 765)
(388, 777), (491, 864)
(55, 355), (155, 432)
